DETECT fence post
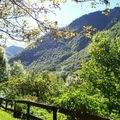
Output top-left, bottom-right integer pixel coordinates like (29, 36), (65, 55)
(0, 98), (2, 107)
(5, 100), (8, 111)
(53, 108), (57, 120)
(27, 102), (30, 120)
(13, 101), (16, 117)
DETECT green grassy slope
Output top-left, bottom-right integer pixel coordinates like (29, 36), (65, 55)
(0, 109), (19, 120)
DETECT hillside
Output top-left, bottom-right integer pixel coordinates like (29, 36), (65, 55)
(10, 7), (120, 71)
(6, 46), (24, 58)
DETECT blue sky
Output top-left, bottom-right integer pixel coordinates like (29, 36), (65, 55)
(49, 0), (120, 27)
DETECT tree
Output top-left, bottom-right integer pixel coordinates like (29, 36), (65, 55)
(0, 0), (62, 41)
(0, 45), (10, 82)
(10, 61), (26, 77)
(56, 22), (120, 120)
(79, 22), (120, 114)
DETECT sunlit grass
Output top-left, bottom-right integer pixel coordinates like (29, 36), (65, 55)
(0, 109), (19, 120)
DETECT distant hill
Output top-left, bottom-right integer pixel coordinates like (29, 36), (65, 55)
(69, 7), (120, 31)
(6, 46), (24, 58)
(10, 7), (120, 71)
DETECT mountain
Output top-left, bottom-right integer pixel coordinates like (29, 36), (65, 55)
(6, 46), (24, 58)
(10, 7), (120, 71)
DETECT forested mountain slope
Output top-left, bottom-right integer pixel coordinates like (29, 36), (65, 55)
(6, 46), (24, 58)
(10, 7), (120, 71)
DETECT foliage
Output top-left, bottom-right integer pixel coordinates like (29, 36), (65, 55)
(0, 70), (66, 103)
(102, 8), (111, 16)
(0, 0), (116, 42)
(85, 23), (120, 113)
(57, 90), (109, 116)
(55, 22), (120, 119)
(10, 61), (26, 77)
(0, 0), (109, 43)
(0, 0), (66, 41)
(0, 46), (10, 82)
(83, 25), (96, 39)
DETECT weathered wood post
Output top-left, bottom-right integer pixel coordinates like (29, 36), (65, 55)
(0, 97), (2, 107)
(27, 102), (30, 120)
(13, 101), (16, 117)
(53, 108), (57, 120)
(10, 101), (13, 109)
(5, 100), (8, 111)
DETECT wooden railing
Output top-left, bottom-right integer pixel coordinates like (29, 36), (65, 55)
(0, 97), (110, 120)
(0, 97), (57, 120)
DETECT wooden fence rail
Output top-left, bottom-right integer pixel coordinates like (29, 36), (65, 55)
(0, 97), (110, 120)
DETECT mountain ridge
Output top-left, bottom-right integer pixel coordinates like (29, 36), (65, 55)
(10, 7), (120, 71)
(6, 46), (24, 58)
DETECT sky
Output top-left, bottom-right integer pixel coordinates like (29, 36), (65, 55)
(48, 0), (120, 27)
(3, 0), (120, 47)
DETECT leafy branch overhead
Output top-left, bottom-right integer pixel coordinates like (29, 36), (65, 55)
(0, 0), (63, 41)
(76, 0), (109, 4)
(0, 0), (119, 42)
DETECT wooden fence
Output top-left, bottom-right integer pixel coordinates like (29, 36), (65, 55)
(0, 97), (110, 120)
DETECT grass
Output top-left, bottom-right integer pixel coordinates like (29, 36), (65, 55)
(0, 109), (20, 120)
